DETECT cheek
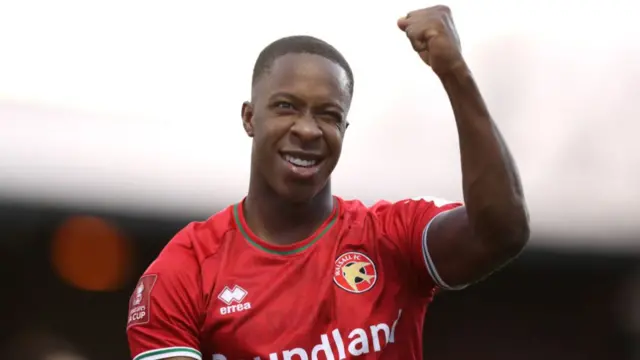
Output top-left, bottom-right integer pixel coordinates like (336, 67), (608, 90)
(324, 126), (344, 156)
(254, 117), (288, 145)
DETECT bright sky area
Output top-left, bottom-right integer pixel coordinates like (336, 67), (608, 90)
(1, 0), (639, 249)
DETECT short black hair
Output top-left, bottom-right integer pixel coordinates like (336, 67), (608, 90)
(251, 35), (354, 97)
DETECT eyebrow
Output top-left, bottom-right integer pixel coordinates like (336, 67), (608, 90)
(268, 92), (345, 112)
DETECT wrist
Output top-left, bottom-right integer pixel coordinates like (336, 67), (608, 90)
(436, 60), (472, 84)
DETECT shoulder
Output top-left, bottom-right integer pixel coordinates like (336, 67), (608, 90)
(148, 204), (237, 272)
(339, 196), (458, 219)
(336, 196), (461, 242)
(337, 197), (382, 227)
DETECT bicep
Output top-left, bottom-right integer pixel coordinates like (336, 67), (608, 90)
(425, 206), (516, 289)
(375, 198), (459, 294)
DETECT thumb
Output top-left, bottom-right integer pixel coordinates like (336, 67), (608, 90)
(397, 17), (409, 31)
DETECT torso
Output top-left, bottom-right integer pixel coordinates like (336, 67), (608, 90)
(196, 198), (433, 360)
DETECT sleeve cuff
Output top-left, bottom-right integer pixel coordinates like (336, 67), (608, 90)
(134, 347), (202, 360)
(421, 209), (469, 291)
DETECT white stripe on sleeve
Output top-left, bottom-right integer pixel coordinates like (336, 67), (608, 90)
(421, 209), (469, 291)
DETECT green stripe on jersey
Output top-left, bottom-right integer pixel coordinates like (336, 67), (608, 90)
(134, 347), (201, 360)
(233, 203), (338, 255)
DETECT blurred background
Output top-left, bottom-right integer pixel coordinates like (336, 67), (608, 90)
(1, 0), (639, 359)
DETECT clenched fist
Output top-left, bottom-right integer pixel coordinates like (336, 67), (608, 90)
(397, 5), (465, 76)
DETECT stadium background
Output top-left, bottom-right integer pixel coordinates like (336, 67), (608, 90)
(1, 1), (639, 359)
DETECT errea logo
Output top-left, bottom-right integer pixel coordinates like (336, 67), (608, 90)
(218, 285), (247, 304)
(217, 285), (251, 315)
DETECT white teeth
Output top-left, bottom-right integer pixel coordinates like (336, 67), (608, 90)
(284, 154), (317, 167)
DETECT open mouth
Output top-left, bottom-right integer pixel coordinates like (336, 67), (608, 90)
(280, 152), (325, 178)
(282, 154), (319, 168)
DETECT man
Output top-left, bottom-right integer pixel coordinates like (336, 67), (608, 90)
(127, 5), (529, 360)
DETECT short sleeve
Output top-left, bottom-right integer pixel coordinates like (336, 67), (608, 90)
(372, 196), (463, 292)
(126, 226), (203, 360)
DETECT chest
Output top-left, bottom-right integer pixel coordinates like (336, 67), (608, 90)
(200, 235), (408, 359)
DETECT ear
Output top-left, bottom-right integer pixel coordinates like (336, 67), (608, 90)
(341, 121), (350, 136)
(241, 101), (255, 137)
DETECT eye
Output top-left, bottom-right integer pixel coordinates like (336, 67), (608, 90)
(274, 101), (294, 110)
(320, 111), (343, 123)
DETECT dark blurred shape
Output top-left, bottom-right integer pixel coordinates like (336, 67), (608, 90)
(423, 251), (636, 360)
(51, 215), (132, 291)
(615, 267), (640, 359)
(1, 331), (88, 360)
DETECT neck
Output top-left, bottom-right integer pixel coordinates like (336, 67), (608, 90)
(244, 177), (334, 246)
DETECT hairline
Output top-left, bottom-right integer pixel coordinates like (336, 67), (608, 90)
(251, 52), (353, 102)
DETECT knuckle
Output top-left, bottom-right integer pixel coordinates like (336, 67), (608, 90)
(435, 4), (451, 13)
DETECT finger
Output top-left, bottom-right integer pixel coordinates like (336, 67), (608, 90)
(425, 28), (439, 40)
(405, 26), (429, 52)
(443, 15), (461, 48)
(397, 16), (409, 31)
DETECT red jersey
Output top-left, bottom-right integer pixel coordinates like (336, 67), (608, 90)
(127, 196), (462, 360)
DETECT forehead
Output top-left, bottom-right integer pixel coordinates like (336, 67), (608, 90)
(258, 53), (351, 106)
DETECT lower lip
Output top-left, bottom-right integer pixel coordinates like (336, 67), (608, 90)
(281, 156), (322, 179)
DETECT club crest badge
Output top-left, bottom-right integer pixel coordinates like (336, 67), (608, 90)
(333, 251), (377, 293)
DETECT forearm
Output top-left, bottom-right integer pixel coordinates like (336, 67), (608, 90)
(440, 65), (529, 250)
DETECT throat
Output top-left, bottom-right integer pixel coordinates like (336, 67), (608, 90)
(243, 189), (335, 246)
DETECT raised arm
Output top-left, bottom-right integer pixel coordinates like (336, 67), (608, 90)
(397, 6), (530, 288)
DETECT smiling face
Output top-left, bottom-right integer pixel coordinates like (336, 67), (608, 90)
(242, 53), (352, 203)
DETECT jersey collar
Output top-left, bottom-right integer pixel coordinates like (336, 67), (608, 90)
(233, 197), (341, 256)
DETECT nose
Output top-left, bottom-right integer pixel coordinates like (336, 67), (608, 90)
(290, 113), (322, 143)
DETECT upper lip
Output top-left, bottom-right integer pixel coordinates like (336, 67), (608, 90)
(280, 150), (325, 161)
